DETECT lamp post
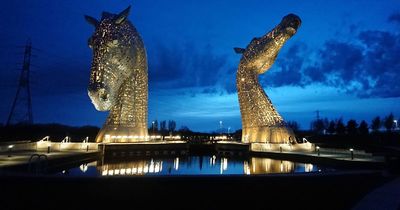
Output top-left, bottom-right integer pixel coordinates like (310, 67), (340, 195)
(219, 121), (223, 135)
(350, 148), (354, 160)
(394, 120), (398, 130)
(8, 145), (14, 157)
(152, 121), (155, 136)
(316, 146), (320, 156)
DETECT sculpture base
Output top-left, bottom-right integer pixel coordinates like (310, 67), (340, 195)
(96, 125), (148, 143)
(242, 126), (295, 144)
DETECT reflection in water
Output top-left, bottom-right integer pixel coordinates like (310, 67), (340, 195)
(174, 157), (179, 170)
(60, 156), (323, 177)
(199, 156), (203, 170)
(244, 158), (316, 175)
(79, 163), (88, 172)
(305, 163), (313, 172)
(210, 155), (216, 166)
(101, 159), (163, 176)
(220, 157), (228, 174)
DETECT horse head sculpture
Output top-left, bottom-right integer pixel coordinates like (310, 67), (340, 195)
(85, 6), (148, 142)
(235, 14), (301, 143)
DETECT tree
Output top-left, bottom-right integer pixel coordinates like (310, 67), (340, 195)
(335, 119), (346, 135)
(383, 113), (395, 132)
(359, 120), (369, 135)
(371, 116), (381, 133)
(324, 118), (329, 128)
(233, 129), (242, 141)
(346, 119), (358, 135)
(179, 125), (190, 131)
(327, 120), (336, 134)
(178, 126), (191, 132)
(168, 120), (176, 133)
(160, 120), (167, 134)
(287, 121), (299, 133)
(311, 118), (328, 134)
(178, 126), (192, 137)
(154, 120), (159, 132)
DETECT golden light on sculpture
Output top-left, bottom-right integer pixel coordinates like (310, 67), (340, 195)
(235, 14), (301, 144)
(85, 6), (148, 142)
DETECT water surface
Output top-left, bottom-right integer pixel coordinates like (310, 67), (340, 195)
(58, 156), (332, 176)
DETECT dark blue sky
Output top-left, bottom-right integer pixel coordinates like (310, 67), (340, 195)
(0, 0), (399, 132)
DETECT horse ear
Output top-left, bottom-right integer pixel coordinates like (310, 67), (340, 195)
(115, 5), (131, 25)
(84, 15), (99, 27)
(234, 47), (246, 54)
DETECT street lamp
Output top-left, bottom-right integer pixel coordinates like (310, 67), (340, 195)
(394, 120), (398, 130)
(8, 145), (14, 157)
(349, 148), (354, 160)
(219, 121), (223, 135)
(316, 146), (320, 156)
(152, 121), (155, 135)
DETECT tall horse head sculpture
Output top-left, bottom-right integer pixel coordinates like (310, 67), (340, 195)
(85, 6), (148, 142)
(235, 14), (301, 144)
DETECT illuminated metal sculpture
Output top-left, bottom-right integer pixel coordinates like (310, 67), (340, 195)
(85, 6), (148, 142)
(235, 14), (301, 143)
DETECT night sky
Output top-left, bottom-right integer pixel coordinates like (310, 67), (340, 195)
(0, 0), (399, 132)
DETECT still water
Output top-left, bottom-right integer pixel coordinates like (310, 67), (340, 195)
(58, 156), (332, 177)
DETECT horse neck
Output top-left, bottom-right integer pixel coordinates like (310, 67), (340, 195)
(105, 40), (148, 127)
(236, 65), (283, 128)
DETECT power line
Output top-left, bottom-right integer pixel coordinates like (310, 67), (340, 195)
(7, 39), (34, 125)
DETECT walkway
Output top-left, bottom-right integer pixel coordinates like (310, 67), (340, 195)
(352, 177), (400, 210)
(252, 149), (385, 163)
(250, 142), (386, 164)
(0, 150), (100, 170)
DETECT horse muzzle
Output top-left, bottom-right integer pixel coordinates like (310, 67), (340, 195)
(281, 14), (301, 35)
(88, 86), (112, 111)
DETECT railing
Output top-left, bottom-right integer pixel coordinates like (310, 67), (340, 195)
(36, 142), (98, 152)
(28, 154), (48, 174)
(250, 142), (373, 157)
(0, 142), (37, 152)
(251, 142), (313, 152)
(0, 141), (98, 153)
(317, 147), (372, 156)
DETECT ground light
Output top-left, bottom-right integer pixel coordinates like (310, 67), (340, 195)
(350, 148), (354, 160)
(8, 145), (14, 157)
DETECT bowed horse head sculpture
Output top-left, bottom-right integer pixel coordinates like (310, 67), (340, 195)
(85, 6), (148, 142)
(235, 14), (301, 144)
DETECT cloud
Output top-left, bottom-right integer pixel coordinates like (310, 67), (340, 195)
(148, 12), (400, 99)
(258, 12), (400, 98)
(303, 41), (365, 91)
(148, 43), (229, 92)
(262, 43), (307, 87)
(219, 67), (237, 94)
(388, 12), (400, 25)
(7, 12), (399, 101)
